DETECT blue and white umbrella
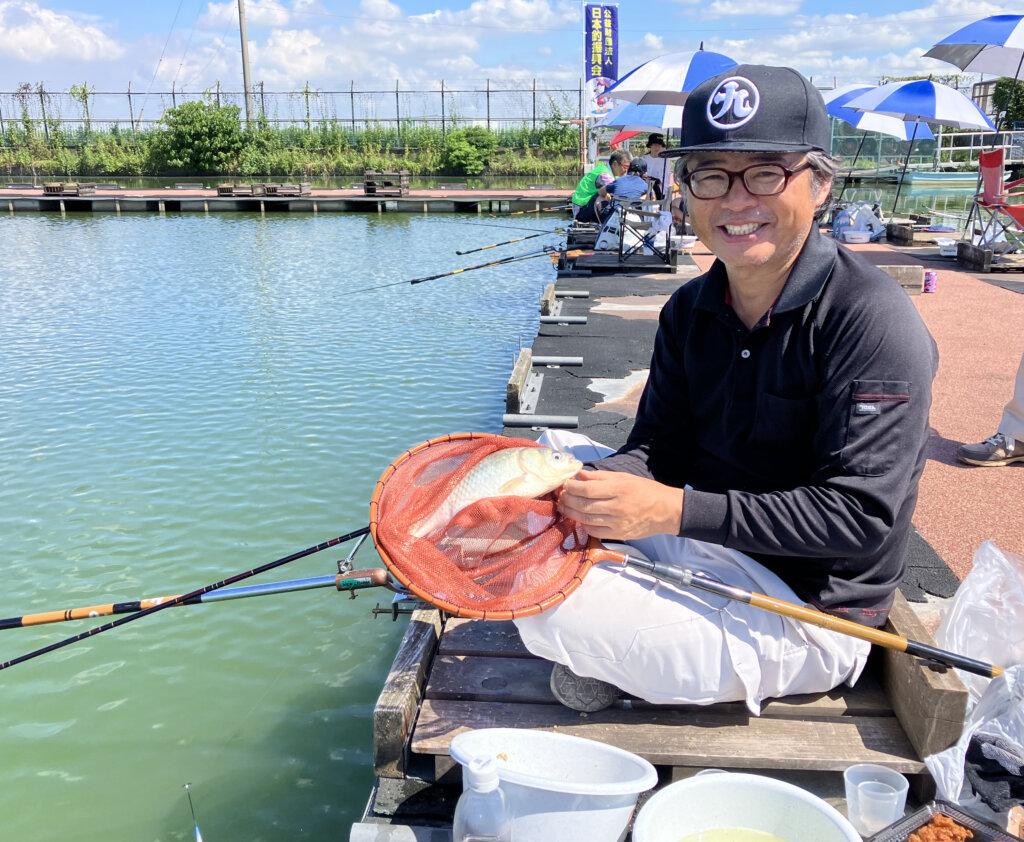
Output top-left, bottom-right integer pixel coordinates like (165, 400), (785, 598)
(602, 48), (738, 107)
(823, 85), (935, 141)
(845, 80), (994, 214)
(824, 85), (934, 204)
(844, 79), (995, 131)
(593, 101), (684, 132)
(924, 14), (1024, 77)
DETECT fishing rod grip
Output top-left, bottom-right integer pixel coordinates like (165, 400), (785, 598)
(903, 639), (1003, 678)
(745, 592), (1003, 679)
(335, 569), (390, 592)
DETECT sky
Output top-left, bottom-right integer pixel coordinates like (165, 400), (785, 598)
(0, 0), (1020, 110)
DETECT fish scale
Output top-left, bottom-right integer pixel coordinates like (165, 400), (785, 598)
(413, 447), (581, 538)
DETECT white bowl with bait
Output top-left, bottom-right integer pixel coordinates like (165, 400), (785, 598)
(631, 771), (861, 842)
(450, 727), (657, 842)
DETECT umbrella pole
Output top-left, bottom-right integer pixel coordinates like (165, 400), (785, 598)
(991, 53), (1024, 140)
(891, 121), (921, 217)
(837, 133), (868, 202)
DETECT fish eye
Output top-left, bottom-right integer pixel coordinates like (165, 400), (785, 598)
(552, 452), (563, 460)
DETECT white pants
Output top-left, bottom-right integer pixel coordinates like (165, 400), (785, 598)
(514, 430), (870, 715)
(999, 348), (1024, 440)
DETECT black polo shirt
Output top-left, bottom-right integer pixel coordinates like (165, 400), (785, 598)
(596, 229), (939, 625)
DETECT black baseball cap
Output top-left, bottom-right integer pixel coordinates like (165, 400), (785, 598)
(663, 64), (830, 157)
(627, 158), (648, 175)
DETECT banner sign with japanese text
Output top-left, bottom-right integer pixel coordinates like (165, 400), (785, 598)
(584, 4), (618, 124)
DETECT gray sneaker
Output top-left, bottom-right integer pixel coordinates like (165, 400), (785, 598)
(958, 433), (1024, 467)
(549, 663), (620, 712)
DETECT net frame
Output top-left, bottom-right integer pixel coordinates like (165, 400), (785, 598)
(369, 432), (595, 620)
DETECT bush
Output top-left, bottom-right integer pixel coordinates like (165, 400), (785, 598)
(148, 99), (243, 174)
(443, 126), (498, 175)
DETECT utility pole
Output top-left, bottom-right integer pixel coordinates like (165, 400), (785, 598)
(237, 0), (256, 123)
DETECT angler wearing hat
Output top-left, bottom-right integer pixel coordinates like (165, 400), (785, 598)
(639, 132), (673, 201)
(516, 66), (939, 714)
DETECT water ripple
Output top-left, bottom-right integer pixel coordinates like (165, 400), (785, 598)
(1, 211), (559, 842)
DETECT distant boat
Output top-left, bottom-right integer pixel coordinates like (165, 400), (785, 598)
(904, 171), (981, 187)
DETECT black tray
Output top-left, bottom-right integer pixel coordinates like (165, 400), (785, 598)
(866, 800), (1023, 842)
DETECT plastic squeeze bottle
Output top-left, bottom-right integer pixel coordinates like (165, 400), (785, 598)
(452, 756), (511, 842)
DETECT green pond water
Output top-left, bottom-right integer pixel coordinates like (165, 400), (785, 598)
(0, 211), (562, 841)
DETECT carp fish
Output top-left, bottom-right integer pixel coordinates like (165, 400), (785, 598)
(412, 446), (582, 538)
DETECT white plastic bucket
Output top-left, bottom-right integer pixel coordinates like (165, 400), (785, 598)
(449, 728), (657, 842)
(632, 771), (861, 842)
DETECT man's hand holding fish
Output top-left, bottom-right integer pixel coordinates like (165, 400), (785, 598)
(556, 470), (684, 541)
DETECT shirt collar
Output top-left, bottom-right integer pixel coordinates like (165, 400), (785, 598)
(695, 228), (837, 315)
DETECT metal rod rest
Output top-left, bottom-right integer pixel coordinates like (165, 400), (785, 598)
(539, 315), (587, 324)
(502, 414), (578, 428)
(532, 356), (583, 366)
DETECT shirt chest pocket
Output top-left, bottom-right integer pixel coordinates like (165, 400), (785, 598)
(841, 380), (911, 476)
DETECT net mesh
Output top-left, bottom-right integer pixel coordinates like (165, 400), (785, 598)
(370, 433), (591, 619)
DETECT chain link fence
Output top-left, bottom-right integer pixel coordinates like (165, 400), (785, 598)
(0, 81), (584, 146)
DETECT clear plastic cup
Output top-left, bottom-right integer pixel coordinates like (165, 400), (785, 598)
(843, 764), (909, 835)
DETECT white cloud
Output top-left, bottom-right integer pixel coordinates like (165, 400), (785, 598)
(643, 33), (663, 51)
(0, 0), (124, 62)
(706, 0), (801, 16)
(200, 0), (292, 29)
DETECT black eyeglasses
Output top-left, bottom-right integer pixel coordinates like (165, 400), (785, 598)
(682, 162), (813, 199)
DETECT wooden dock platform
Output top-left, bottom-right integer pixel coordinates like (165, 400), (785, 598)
(0, 184), (572, 216)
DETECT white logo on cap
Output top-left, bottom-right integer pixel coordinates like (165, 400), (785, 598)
(707, 76), (759, 130)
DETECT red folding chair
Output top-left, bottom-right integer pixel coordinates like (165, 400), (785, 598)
(970, 149), (1024, 258)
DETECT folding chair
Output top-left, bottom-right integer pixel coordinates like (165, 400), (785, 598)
(604, 201), (672, 264)
(969, 149), (1024, 258)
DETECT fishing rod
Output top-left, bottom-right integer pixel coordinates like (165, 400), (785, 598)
(456, 228), (566, 255)
(419, 217), (556, 235)
(184, 784), (203, 842)
(0, 535), (386, 630)
(0, 526), (374, 672)
(347, 246), (558, 295)
(488, 203), (572, 217)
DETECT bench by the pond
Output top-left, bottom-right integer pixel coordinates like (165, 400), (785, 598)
(42, 182), (96, 196)
(364, 171), (410, 197)
(265, 182), (311, 196)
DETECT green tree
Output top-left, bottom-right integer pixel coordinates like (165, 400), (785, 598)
(149, 98), (243, 174)
(443, 126), (497, 175)
(993, 77), (1024, 128)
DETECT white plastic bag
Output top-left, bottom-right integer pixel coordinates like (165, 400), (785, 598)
(924, 664), (1024, 813)
(925, 541), (1024, 820)
(935, 541), (1024, 707)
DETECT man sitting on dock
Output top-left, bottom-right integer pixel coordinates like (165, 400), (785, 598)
(515, 65), (939, 715)
(571, 150), (630, 223)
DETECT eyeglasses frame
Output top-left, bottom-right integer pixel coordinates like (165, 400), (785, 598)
(682, 161), (813, 200)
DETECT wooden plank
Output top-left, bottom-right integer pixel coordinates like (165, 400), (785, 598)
(504, 348), (531, 413)
(373, 608), (444, 778)
(411, 700), (925, 773)
(877, 264), (924, 295)
(958, 241), (993, 272)
(435, 620), (890, 715)
(427, 655), (552, 703)
(883, 591), (968, 760)
(426, 650), (891, 717)
(539, 283), (555, 316)
(438, 618), (533, 657)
